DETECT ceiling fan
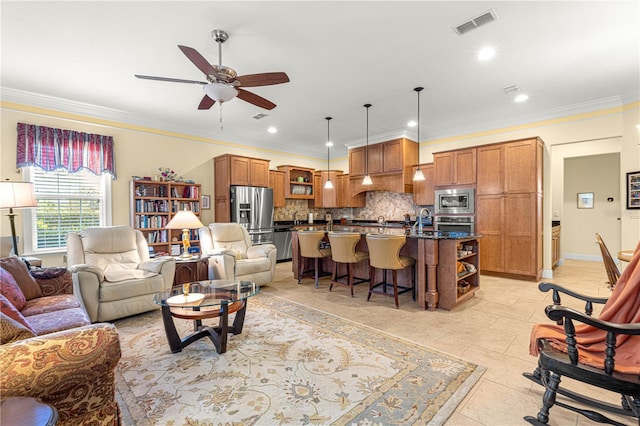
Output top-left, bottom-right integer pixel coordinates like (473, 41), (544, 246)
(135, 29), (289, 111)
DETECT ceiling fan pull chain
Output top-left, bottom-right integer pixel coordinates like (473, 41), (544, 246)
(219, 103), (224, 130)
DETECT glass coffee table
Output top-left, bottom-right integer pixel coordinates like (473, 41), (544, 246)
(154, 279), (259, 354)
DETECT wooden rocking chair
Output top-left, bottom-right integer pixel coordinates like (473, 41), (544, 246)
(596, 233), (621, 289)
(524, 243), (640, 426)
(524, 285), (640, 424)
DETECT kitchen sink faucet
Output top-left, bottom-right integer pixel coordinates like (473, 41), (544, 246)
(416, 208), (431, 234)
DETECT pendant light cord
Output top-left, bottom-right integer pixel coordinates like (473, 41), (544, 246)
(364, 104), (371, 175)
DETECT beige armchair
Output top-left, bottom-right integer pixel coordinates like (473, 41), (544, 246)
(67, 226), (175, 322)
(198, 223), (276, 285)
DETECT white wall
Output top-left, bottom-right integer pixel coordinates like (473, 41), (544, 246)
(562, 153), (620, 260)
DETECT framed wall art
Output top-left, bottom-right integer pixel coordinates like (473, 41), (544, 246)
(577, 192), (594, 209)
(201, 195), (211, 210)
(626, 171), (640, 209)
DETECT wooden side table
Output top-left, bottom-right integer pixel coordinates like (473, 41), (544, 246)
(173, 256), (209, 285)
(0, 397), (57, 425)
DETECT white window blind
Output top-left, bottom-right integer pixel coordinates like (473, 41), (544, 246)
(24, 168), (111, 253)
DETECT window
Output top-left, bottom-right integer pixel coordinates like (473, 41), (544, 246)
(23, 168), (112, 254)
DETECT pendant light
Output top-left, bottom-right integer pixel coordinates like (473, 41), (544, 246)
(362, 103), (373, 185)
(412, 87), (426, 181)
(324, 117), (334, 189)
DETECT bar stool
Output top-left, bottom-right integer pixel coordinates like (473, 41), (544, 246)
(297, 230), (331, 288)
(366, 234), (415, 308)
(327, 232), (370, 297)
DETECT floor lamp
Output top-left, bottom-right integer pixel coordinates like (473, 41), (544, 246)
(0, 180), (37, 257)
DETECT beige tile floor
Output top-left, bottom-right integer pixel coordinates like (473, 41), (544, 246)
(261, 259), (632, 426)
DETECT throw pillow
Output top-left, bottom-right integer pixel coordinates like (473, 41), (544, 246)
(0, 266), (27, 310)
(0, 294), (36, 334)
(0, 311), (35, 344)
(0, 256), (42, 300)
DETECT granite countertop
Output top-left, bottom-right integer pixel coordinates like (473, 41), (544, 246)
(292, 224), (481, 240)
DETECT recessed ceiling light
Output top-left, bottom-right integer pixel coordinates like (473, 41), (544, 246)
(477, 47), (495, 61)
(267, 126), (277, 134)
(407, 120), (417, 127)
(325, 141), (333, 147)
(514, 94), (529, 103)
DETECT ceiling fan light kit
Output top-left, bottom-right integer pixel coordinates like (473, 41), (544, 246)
(203, 83), (237, 103)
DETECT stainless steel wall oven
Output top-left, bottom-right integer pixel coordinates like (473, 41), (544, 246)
(434, 215), (475, 235)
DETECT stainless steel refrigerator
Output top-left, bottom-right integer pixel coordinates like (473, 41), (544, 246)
(230, 186), (274, 245)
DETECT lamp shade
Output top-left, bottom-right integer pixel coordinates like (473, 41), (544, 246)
(165, 209), (204, 230)
(203, 83), (238, 102)
(0, 181), (37, 209)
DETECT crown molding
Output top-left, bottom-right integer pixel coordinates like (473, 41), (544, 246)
(3, 87), (632, 156)
(0, 87), (326, 159)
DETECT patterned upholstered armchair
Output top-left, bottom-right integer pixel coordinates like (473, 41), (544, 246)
(0, 323), (122, 425)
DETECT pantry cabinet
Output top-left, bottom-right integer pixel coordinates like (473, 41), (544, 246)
(433, 148), (476, 187)
(476, 137), (544, 280)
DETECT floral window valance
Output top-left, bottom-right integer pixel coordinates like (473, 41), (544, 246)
(16, 122), (117, 179)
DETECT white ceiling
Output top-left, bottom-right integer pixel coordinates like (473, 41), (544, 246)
(2, 1), (639, 159)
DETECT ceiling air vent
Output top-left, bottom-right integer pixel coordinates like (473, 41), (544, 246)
(453, 9), (498, 35)
(502, 85), (521, 95)
(252, 113), (269, 120)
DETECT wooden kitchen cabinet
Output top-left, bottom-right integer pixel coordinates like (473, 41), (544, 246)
(476, 137), (544, 280)
(348, 138), (417, 177)
(436, 237), (480, 310)
(338, 174), (365, 207)
(277, 165), (315, 200)
(310, 170), (343, 208)
(269, 170), (286, 208)
(477, 138), (542, 195)
(433, 148), (476, 187)
(214, 154), (270, 222)
(348, 138), (418, 194)
(412, 163), (434, 205)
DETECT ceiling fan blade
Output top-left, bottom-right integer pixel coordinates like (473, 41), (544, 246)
(135, 75), (207, 85)
(236, 88), (276, 110)
(178, 45), (217, 77)
(198, 95), (216, 110)
(235, 72), (290, 87)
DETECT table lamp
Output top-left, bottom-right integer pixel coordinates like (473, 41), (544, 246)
(0, 180), (37, 257)
(165, 208), (204, 259)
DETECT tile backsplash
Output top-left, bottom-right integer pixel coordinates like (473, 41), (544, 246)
(274, 191), (432, 222)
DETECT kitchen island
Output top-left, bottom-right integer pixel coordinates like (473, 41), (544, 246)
(291, 224), (481, 310)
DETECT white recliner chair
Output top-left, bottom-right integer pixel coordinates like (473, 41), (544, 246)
(67, 226), (176, 322)
(198, 223), (277, 285)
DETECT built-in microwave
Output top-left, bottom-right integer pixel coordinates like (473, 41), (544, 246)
(434, 188), (475, 215)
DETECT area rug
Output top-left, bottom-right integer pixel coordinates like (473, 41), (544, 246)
(114, 292), (484, 425)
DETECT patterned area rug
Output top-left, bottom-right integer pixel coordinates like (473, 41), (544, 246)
(114, 292), (484, 425)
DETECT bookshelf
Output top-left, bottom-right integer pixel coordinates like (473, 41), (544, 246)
(130, 180), (202, 257)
